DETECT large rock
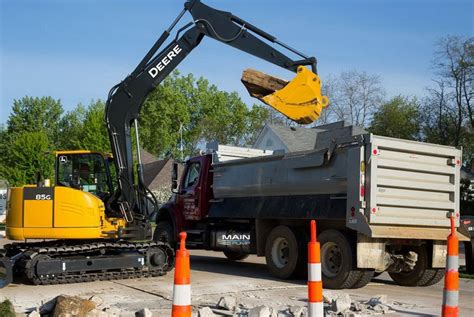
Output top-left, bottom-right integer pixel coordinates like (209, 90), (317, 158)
(216, 296), (237, 311)
(53, 295), (96, 317)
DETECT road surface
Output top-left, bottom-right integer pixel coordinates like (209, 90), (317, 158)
(1, 248), (473, 316)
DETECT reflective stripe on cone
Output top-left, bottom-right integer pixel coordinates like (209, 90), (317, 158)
(172, 232), (192, 317)
(308, 220), (324, 317)
(441, 215), (459, 317)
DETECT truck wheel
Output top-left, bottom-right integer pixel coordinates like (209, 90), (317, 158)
(388, 245), (443, 286)
(319, 229), (362, 289)
(223, 250), (249, 261)
(464, 239), (474, 274)
(351, 269), (375, 288)
(265, 226), (299, 279)
(153, 221), (175, 248)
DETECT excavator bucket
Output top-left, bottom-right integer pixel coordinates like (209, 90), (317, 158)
(242, 67), (329, 124)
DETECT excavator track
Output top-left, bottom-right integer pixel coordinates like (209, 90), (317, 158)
(4, 240), (174, 285)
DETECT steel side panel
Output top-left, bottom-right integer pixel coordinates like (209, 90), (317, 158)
(208, 194), (346, 219)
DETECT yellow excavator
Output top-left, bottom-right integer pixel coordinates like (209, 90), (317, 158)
(0, 0), (327, 287)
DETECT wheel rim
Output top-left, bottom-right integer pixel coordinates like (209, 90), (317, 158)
(271, 237), (290, 268)
(321, 241), (342, 277)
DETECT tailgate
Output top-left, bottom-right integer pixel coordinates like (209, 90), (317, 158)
(366, 135), (461, 235)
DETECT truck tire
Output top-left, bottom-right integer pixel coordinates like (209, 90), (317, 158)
(351, 269), (375, 288)
(265, 226), (300, 279)
(388, 245), (443, 286)
(153, 221), (175, 248)
(318, 229), (362, 289)
(223, 250), (249, 261)
(464, 239), (474, 274)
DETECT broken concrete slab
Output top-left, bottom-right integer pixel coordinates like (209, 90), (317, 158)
(27, 310), (41, 317)
(330, 293), (352, 314)
(89, 295), (104, 308)
(248, 305), (273, 317)
(135, 307), (153, 317)
(366, 295), (388, 306)
(217, 295), (237, 311)
(288, 305), (305, 317)
(198, 307), (217, 317)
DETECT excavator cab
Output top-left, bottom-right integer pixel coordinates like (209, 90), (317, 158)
(5, 151), (125, 241)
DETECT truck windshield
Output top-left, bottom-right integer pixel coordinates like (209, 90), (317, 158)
(184, 162), (200, 188)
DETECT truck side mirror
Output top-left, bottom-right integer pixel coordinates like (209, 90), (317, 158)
(171, 162), (179, 193)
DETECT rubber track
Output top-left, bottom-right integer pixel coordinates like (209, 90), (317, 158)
(7, 240), (174, 285)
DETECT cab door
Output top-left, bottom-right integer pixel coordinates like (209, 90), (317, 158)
(180, 159), (202, 221)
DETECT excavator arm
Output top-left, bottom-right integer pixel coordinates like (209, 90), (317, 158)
(105, 0), (327, 228)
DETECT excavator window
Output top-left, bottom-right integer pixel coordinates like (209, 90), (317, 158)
(56, 153), (112, 200)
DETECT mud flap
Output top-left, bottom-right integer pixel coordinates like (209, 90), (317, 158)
(0, 257), (13, 288)
(242, 66), (329, 124)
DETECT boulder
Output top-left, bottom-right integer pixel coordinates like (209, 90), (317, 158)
(53, 295), (96, 317)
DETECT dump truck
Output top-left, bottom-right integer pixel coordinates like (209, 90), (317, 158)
(154, 122), (470, 289)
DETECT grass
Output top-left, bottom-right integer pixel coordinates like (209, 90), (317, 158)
(459, 266), (474, 279)
(0, 224), (5, 230)
(0, 300), (15, 317)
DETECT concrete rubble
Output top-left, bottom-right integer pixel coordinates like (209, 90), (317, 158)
(9, 291), (400, 316)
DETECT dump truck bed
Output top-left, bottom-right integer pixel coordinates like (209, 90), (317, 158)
(210, 124), (464, 240)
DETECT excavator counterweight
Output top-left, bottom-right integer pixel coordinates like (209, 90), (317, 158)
(242, 67), (329, 124)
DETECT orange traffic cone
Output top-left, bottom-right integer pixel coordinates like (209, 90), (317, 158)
(308, 220), (324, 317)
(172, 232), (192, 317)
(441, 214), (459, 317)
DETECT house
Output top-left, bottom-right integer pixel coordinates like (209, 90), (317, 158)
(139, 150), (184, 205)
(253, 121), (366, 152)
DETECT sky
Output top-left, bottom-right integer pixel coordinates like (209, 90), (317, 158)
(1, 0), (473, 124)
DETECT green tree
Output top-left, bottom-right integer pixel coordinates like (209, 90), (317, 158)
(7, 96), (63, 145)
(139, 70), (269, 158)
(58, 101), (109, 152)
(0, 131), (54, 186)
(369, 96), (422, 140)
